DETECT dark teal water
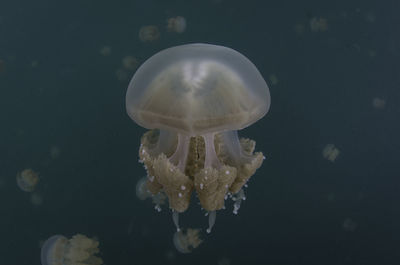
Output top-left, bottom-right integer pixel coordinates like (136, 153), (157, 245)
(1, 0), (399, 264)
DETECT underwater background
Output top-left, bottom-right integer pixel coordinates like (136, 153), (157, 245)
(1, 0), (399, 264)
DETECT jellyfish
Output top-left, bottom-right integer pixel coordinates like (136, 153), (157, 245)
(126, 43), (270, 232)
(173, 228), (203, 253)
(16, 168), (39, 192)
(322, 144), (340, 162)
(136, 176), (167, 212)
(138, 25), (160, 42)
(372, 97), (386, 109)
(41, 234), (103, 265)
(166, 16), (187, 33)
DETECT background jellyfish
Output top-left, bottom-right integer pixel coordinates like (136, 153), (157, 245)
(16, 168), (39, 192)
(166, 16), (187, 33)
(138, 25), (160, 42)
(173, 228), (203, 253)
(126, 43), (270, 232)
(41, 234), (103, 265)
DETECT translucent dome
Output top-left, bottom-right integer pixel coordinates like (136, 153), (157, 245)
(126, 43), (270, 136)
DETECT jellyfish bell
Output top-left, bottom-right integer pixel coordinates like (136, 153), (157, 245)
(167, 16), (187, 33)
(16, 168), (39, 192)
(41, 234), (103, 265)
(126, 43), (270, 232)
(173, 228), (203, 254)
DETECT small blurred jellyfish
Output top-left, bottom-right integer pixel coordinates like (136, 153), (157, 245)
(269, 74), (279, 85)
(115, 68), (129, 82)
(365, 12), (376, 23)
(372, 97), (386, 109)
(17, 168), (39, 192)
(310, 17), (328, 32)
(322, 144), (340, 162)
(50, 145), (61, 159)
(327, 192), (335, 202)
(136, 177), (152, 200)
(139, 25), (160, 42)
(166, 16), (186, 33)
(343, 218), (357, 232)
(218, 257), (231, 265)
(122, 56), (139, 71)
(173, 228), (202, 254)
(367, 49), (377, 58)
(136, 177), (167, 212)
(41, 234), (103, 265)
(99, 46), (112, 56)
(293, 23), (305, 35)
(31, 192), (43, 206)
(31, 60), (39, 68)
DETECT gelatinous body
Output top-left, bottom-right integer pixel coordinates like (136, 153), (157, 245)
(126, 43), (270, 231)
(41, 234), (102, 265)
(17, 168), (39, 192)
(173, 228), (202, 253)
(167, 16), (187, 33)
(139, 25), (160, 42)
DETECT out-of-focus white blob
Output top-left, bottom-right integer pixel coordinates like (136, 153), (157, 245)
(136, 177), (152, 200)
(269, 74), (278, 85)
(166, 16), (186, 33)
(343, 218), (357, 232)
(136, 177), (167, 211)
(115, 68), (129, 82)
(173, 228), (203, 253)
(365, 12), (376, 23)
(372, 97), (386, 109)
(99, 46), (112, 56)
(310, 17), (328, 32)
(218, 257), (231, 265)
(17, 169), (39, 192)
(31, 193), (43, 206)
(31, 61), (39, 68)
(122, 56), (139, 71)
(165, 250), (176, 261)
(41, 234), (103, 265)
(50, 145), (61, 159)
(293, 23), (305, 35)
(322, 144), (340, 162)
(139, 26), (160, 42)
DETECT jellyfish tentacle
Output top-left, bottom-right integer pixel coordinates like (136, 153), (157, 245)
(172, 210), (180, 231)
(203, 133), (221, 169)
(169, 133), (190, 173)
(206, 210), (216, 233)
